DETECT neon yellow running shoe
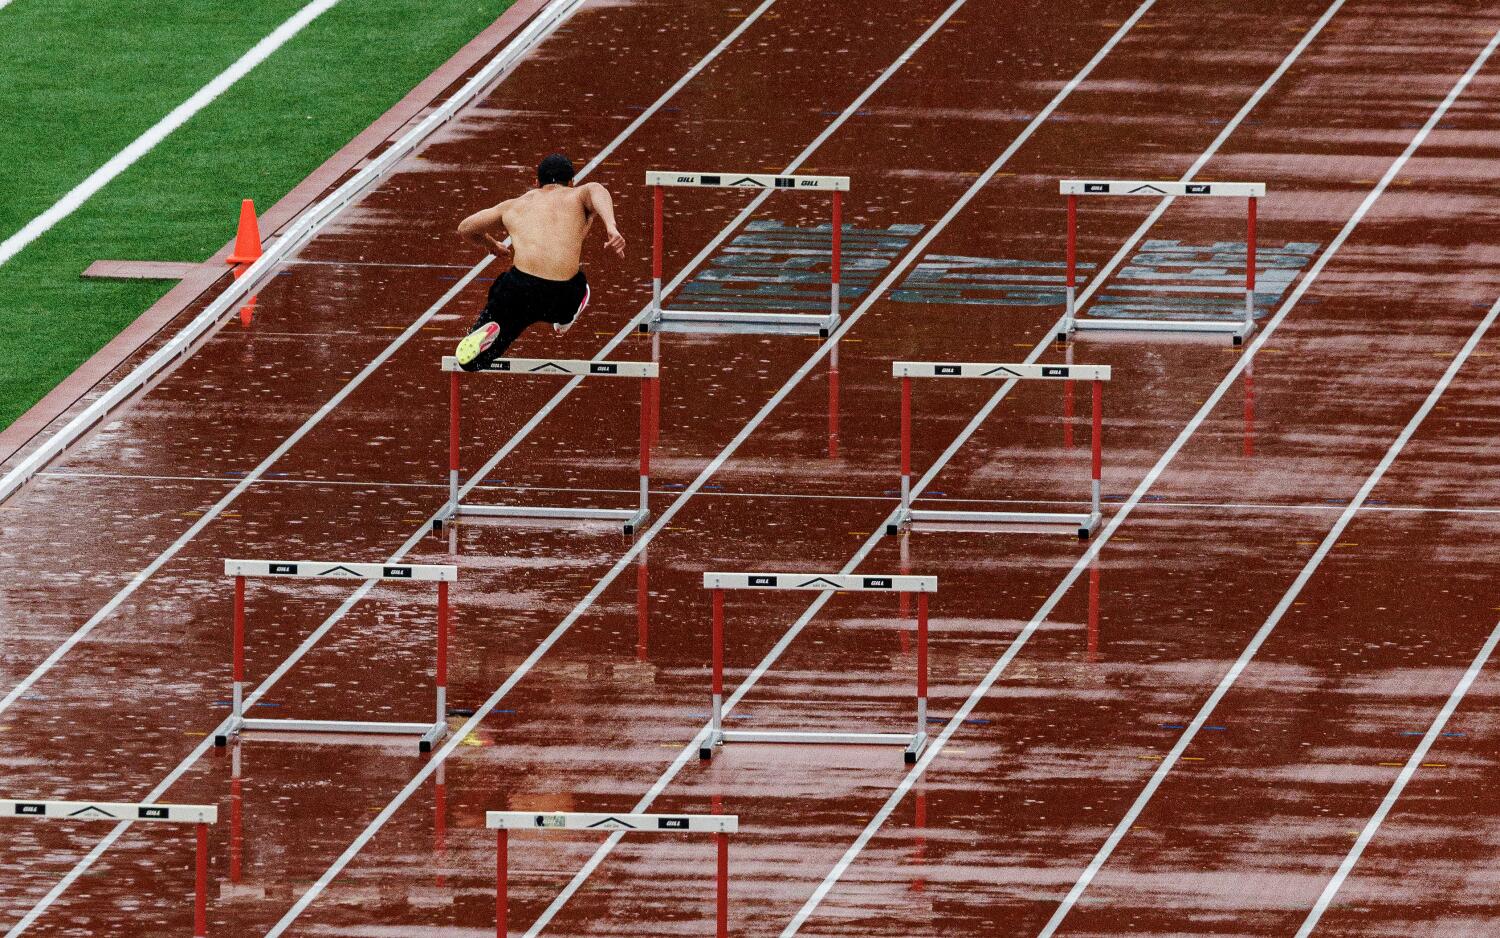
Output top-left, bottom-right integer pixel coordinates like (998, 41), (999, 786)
(455, 321), (500, 370)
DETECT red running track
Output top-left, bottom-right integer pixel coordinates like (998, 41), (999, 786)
(3, 0), (1500, 935)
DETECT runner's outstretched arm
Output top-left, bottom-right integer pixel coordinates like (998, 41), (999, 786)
(457, 201), (513, 258)
(581, 183), (626, 258)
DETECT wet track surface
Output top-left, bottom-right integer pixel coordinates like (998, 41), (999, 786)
(3, 0), (1500, 935)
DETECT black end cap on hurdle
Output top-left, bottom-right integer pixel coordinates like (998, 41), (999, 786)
(1232, 335), (1244, 346)
(420, 740), (433, 754)
(904, 750), (917, 764)
(213, 734), (228, 748)
(698, 746), (714, 761)
(884, 523), (900, 536)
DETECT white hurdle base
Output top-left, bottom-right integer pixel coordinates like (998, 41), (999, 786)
(640, 308), (840, 337)
(1069, 317), (1254, 345)
(887, 508), (1102, 539)
(443, 503), (650, 535)
(215, 717), (448, 752)
(704, 729), (929, 764)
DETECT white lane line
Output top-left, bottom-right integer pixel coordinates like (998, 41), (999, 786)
(513, 2), (1176, 933)
(0, 2), (787, 931)
(1295, 618), (1500, 934)
(286, 258), (476, 269)
(892, 0), (1347, 550)
(788, 9), (1500, 935)
(0, 0), (781, 723)
(1064, 0), (1350, 325)
(35, 470), (1500, 516)
(1035, 27), (1500, 931)
(773, 0), (1341, 921)
(257, 0), (1155, 932)
(0, 0), (343, 268)
(0, 265), (483, 724)
(0, 271), (483, 938)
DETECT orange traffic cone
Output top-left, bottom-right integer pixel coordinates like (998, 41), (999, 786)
(226, 199), (262, 269)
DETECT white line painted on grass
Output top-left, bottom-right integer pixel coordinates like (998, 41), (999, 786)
(0, 0), (591, 508)
(1296, 615), (1500, 935)
(1034, 37), (1500, 928)
(0, 0), (342, 268)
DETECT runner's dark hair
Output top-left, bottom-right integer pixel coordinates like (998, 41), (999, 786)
(538, 153), (576, 186)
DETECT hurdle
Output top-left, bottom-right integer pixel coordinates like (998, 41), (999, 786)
(1059, 180), (1266, 345)
(889, 362), (1111, 539)
(699, 572), (937, 764)
(440, 356), (656, 535)
(3, 799), (217, 936)
(214, 560), (456, 753)
(489, 810), (737, 938)
(641, 171), (849, 336)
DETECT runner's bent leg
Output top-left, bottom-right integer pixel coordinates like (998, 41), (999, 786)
(547, 272), (590, 334)
(458, 270), (539, 371)
(463, 308), (537, 371)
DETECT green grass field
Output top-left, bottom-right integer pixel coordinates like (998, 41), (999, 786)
(0, 0), (515, 432)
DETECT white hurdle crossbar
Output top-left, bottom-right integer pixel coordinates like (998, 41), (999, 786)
(488, 810), (738, 938)
(3, 799), (218, 936)
(1059, 180), (1266, 345)
(890, 362), (1112, 539)
(642, 171), (850, 336)
(701, 572), (937, 764)
(215, 559), (457, 753)
(441, 356), (657, 534)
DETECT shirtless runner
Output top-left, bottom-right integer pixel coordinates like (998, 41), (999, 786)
(453, 153), (627, 370)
